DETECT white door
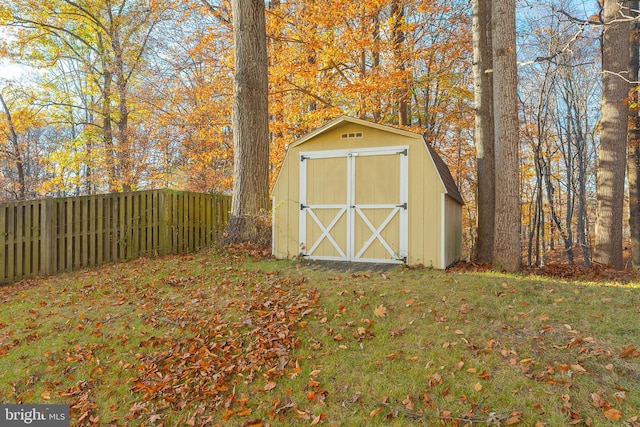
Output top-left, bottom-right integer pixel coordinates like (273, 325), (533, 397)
(299, 146), (408, 263)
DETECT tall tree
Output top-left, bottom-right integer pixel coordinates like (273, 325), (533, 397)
(472, 0), (494, 263)
(628, 0), (640, 269)
(0, 83), (46, 201)
(594, 0), (630, 269)
(0, 91), (26, 200)
(491, 0), (521, 271)
(227, 0), (270, 243)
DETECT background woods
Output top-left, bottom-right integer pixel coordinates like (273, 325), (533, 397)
(1, 0), (638, 268)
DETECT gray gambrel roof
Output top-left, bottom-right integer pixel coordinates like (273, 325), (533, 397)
(424, 141), (464, 205)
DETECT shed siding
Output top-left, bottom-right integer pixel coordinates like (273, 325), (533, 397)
(273, 147), (301, 259)
(444, 195), (463, 267)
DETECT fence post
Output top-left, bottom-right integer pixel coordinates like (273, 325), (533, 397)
(158, 190), (171, 255)
(0, 204), (6, 283)
(40, 198), (55, 277)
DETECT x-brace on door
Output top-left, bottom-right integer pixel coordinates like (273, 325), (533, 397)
(299, 146), (408, 263)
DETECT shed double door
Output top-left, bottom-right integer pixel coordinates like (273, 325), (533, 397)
(299, 147), (408, 263)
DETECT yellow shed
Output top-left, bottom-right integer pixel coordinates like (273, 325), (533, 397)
(272, 116), (463, 268)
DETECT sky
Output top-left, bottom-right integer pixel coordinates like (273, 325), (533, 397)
(0, 29), (23, 80)
(0, 60), (26, 79)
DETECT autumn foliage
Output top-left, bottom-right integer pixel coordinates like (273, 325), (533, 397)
(0, 0), (475, 250)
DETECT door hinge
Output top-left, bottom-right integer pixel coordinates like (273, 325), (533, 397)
(300, 155), (309, 162)
(300, 204), (308, 210)
(397, 202), (407, 210)
(398, 148), (408, 156)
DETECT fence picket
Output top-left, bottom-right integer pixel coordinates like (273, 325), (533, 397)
(7, 205), (15, 281)
(0, 206), (6, 282)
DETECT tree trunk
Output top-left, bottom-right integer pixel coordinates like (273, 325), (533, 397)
(112, 34), (132, 192)
(628, 0), (640, 268)
(391, 0), (408, 126)
(491, 0), (521, 271)
(594, 0), (630, 269)
(472, 0), (494, 264)
(101, 64), (118, 193)
(228, 0), (270, 243)
(0, 92), (26, 200)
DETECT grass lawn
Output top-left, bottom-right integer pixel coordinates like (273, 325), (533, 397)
(1, 248), (639, 426)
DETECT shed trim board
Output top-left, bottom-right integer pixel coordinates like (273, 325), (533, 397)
(299, 146), (409, 263)
(441, 193), (446, 270)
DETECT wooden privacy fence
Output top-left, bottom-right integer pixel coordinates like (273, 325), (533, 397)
(0, 189), (231, 284)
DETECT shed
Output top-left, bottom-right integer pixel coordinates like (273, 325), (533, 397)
(272, 116), (463, 268)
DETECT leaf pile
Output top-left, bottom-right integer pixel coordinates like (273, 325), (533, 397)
(128, 272), (318, 424)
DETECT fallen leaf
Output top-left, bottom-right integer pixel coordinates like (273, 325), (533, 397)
(474, 382), (482, 391)
(374, 305), (387, 317)
(604, 408), (622, 421)
(505, 411), (522, 425)
(296, 409), (311, 420)
(477, 370), (491, 379)
(620, 344), (639, 358)
(570, 364), (586, 373)
(370, 407), (382, 418)
(459, 303), (471, 314)
(390, 326), (405, 337)
(590, 393), (605, 408)
(402, 395), (414, 410)
(235, 408), (252, 417)
(308, 379), (321, 388)
(264, 381), (276, 391)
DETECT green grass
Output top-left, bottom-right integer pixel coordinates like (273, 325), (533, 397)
(1, 251), (639, 426)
